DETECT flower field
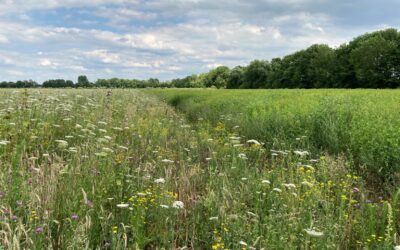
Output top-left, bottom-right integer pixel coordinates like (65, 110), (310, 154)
(0, 89), (399, 249)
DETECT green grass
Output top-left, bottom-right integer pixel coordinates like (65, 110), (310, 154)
(147, 88), (400, 187)
(0, 89), (399, 249)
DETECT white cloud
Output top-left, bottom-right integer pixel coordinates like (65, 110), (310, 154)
(0, 34), (8, 43)
(85, 50), (121, 64)
(0, 0), (398, 82)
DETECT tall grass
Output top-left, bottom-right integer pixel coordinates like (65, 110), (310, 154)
(0, 89), (399, 249)
(147, 89), (400, 187)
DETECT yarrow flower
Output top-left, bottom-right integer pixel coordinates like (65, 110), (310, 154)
(261, 180), (271, 184)
(294, 150), (309, 157)
(116, 204), (129, 208)
(238, 153), (248, 160)
(273, 188), (282, 193)
(161, 159), (174, 164)
(55, 140), (68, 149)
(304, 229), (324, 237)
(154, 178), (166, 184)
(172, 201), (184, 209)
(246, 139), (261, 145)
(239, 241), (248, 247)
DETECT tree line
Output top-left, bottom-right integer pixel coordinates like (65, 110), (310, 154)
(2, 29), (399, 89)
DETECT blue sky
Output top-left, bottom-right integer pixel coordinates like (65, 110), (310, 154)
(0, 0), (399, 83)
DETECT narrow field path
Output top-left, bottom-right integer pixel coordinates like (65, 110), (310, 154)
(0, 89), (398, 249)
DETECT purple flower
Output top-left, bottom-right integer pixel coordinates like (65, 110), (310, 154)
(35, 227), (44, 234)
(365, 199), (373, 203)
(71, 214), (79, 220)
(11, 215), (17, 221)
(0, 191), (5, 199)
(353, 187), (360, 193)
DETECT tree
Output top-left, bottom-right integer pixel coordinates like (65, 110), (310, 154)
(242, 60), (270, 88)
(204, 66), (230, 88)
(76, 75), (91, 88)
(349, 29), (400, 88)
(227, 66), (245, 89)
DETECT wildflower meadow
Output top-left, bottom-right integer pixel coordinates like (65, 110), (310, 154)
(0, 89), (399, 249)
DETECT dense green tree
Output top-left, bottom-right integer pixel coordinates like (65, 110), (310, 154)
(204, 66), (230, 88)
(242, 60), (270, 88)
(76, 75), (91, 88)
(349, 29), (400, 88)
(227, 66), (245, 89)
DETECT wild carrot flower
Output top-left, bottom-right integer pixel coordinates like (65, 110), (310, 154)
(239, 241), (247, 246)
(294, 150), (309, 157)
(238, 153), (247, 160)
(172, 201), (184, 209)
(273, 188), (282, 193)
(116, 204), (129, 208)
(154, 178), (166, 184)
(304, 229), (324, 237)
(261, 180), (271, 184)
(247, 139), (261, 145)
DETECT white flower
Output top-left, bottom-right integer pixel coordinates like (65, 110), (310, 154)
(239, 241), (248, 246)
(294, 150), (309, 157)
(394, 245), (400, 250)
(246, 211), (257, 217)
(55, 140), (68, 149)
(241, 177), (248, 181)
(154, 178), (165, 184)
(238, 153), (247, 160)
(161, 159), (174, 164)
(283, 183), (296, 189)
(247, 139), (261, 145)
(304, 229), (324, 237)
(68, 147), (78, 153)
(118, 146), (129, 151)
(261, 180), (271, 184)
(116, 204), (129, 208)
(172, 201), (184, 209)
(272, 188), (282, 193)
(102, 147), (114, 153)
(0, 140), (10, 145)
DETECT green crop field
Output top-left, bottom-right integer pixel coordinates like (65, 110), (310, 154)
(147, 89), (400, 186)
(1, 89), (400, 249)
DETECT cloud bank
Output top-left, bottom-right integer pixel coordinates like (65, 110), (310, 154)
(0, 0), (399, 82)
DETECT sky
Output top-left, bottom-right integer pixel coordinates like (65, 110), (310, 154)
(0, 0), (399, 83)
